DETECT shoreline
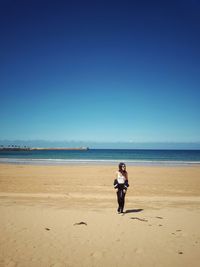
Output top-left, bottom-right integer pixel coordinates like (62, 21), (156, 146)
(0, 157), (200, 166)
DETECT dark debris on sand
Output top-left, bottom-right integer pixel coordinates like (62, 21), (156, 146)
(73, 222), (87, 226)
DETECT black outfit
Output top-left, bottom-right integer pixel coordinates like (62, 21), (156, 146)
(113, 178), (129, 213)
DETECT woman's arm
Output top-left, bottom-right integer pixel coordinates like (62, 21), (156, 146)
(113, 178), (118, 190)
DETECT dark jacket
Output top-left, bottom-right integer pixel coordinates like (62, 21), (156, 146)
(113, 178), (129, 191)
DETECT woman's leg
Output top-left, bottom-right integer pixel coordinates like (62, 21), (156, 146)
(117, 190), (121, 212)
(117, 190), (124, 213)
(121, 191), (125, 213)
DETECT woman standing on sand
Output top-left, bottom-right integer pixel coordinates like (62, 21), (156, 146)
(114, 162), (129, 214)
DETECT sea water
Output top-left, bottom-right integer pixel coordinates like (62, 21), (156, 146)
(0, 149), (200, 166)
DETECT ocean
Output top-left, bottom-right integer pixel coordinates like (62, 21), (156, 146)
(0, 149), (200, 166)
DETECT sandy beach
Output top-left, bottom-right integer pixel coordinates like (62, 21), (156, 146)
(0, 163), (200, 267)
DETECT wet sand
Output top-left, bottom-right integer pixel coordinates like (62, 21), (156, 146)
(0, 164), (200, 267)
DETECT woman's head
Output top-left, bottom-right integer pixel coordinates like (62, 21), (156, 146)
(118, 162), (126, 172)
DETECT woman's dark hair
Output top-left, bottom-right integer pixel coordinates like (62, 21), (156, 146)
(118, 162), (127, 178)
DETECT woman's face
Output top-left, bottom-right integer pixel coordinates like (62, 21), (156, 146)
(122, 165), (126, 170)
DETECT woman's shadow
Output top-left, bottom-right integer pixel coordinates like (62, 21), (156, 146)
(124, 209), (143, 214)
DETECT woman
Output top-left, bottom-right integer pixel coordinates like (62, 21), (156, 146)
(113, 162), (129, 214)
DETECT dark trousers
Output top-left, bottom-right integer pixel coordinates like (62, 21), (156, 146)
(116, 189), (126, 212)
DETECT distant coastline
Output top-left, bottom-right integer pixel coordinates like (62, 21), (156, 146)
(0, 147), (89, 151)
(31, 147), (89, 151)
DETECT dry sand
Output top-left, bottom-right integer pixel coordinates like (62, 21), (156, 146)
(0, 164), (200, 267)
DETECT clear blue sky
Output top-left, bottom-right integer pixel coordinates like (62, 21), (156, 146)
(1, 0), (200, 147)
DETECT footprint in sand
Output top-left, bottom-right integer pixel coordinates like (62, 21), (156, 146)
(130, 217), (148, 222)
(90, 251), (104, 259)
(50, 263), (64, 267)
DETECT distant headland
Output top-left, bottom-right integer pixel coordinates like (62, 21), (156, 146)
(0, 146), (89, 151)
(32, 147), (89, 151)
